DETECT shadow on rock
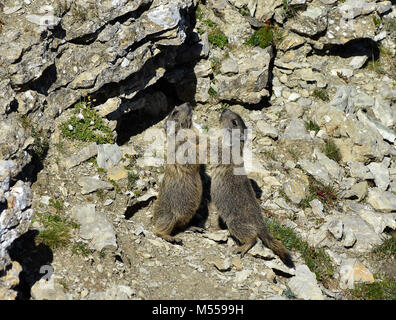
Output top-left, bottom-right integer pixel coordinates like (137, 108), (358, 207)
(8, 230), (53, 300)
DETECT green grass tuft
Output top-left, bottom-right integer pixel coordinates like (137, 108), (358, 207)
(264, 216), (335, 285)
(313, 88), (330, 102)
(246, 27), (274, 49)
(60, 98), (115, 144)
(208, 30), (229, 48)
(305, 120), (320, 134)
(322, 139), (341, 163)
(35, 212), (79, 249)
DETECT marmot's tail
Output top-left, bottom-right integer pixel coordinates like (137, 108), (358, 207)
(259, 228), (295, 268)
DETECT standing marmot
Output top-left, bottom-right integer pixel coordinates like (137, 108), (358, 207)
(152, 103), (203, 245)
(210, 109), (294, 268)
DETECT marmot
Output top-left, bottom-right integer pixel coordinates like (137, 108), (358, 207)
(210, 109), (294, 268)
(152, 103), (203, 245)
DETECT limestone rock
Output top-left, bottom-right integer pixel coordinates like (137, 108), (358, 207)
(71, 204), (117, 251)
(288, 265), (324, 300)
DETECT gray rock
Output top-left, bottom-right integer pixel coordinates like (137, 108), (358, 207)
(63, 143), (98, 169)
(256, 121), (279, 139)
(299, 159), (330, 186)
(342, 227), (357, 248)
(366, 188), (396, 213)
(30, 278), (68, 300)
(287, 6), (328, 38)
(310, 199), (324, 218)
(77, 176), (114, 195)
(330, 85), (357, 114)
(282, 179), (308, 204)
(347, 161), (374, 180)
(338, 0), (376, 19)
(203, 230), (229, 243)
(214, 46), (272, 104)
(314, 149), (343, 182)
(71, 204), (117, 251)
(287, 265), (324, 300)
(349, 56), (368, 69)
(211, 257), (232, 272)
(372, 95), (395, 128)
(264, 260), (296, 276)
(283, 119), (312, 140)
(327, 218), (343, 240)
(357, 110), (396, 144)
(376, 1), (392, 15)
(248, 239), (276, 259)
(344, 181), (368, 201)
(367, 162), (390, 191)
(97, 144), (122, 170)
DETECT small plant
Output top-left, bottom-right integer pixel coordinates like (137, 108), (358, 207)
(246, 26), (274, 49)
(208, 30), (229, 48)
(365, 59), (385, 75)
(31, 128), (49, 161)
(60, 97), (114, 144)
(49, 198), (64, 213)
(300, 176), (337, 210)
(347, 275), (396, 300)
(72, 241), (91, 257)
(373, 14), (382, 29)
(127, 171), (139, 190)
(305, 120), (320, 134)
(203, 19), (217, 28)
(208, 86), (218, 97)
(195, 4), (203, 21)
(313, 88), (330, 102)
(265, 217), (335, 286)
(262, 149), (277, 161)
(373, 236), (396, 259)
(322, 139), (341, 163)
(35, 212), (79, 249)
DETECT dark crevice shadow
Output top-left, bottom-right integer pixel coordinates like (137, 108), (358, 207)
(314, 38), (380, 60)
(188, 165), (211, 230)
(16, 64), (58, 95)
(124, 198), (155, 220)
(8, 230), (53, 300)
(111, 5), (200, 145)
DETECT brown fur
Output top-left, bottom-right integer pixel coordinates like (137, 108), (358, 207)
(210, 109), (294, 268)
(152, 103), (203, 245)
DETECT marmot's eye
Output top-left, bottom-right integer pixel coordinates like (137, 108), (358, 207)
(172, 110), (179, 116)
(232, 119), (238, 126)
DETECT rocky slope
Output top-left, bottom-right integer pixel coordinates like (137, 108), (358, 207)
(1, 0), (396, 300)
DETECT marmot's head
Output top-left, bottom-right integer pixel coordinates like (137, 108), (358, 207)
(219, 109), (247, 142)
(163, 102), (193, 135)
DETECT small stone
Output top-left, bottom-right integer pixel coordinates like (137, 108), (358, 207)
(256, 121), (279, 139)
(30, 278), (67, 300)
(340, 261), (375, 289)
(77, 176), (114, 195)
(367, 162), (390, 191)
(367, 188), (396, 213)
(107, 166), (128, 181)
(203, 230), (229, 242)
(248, 240), (276, 259)
(327, 219), (343, 240)
(62, 143), (98, 169)
(349, 56), (368, 69)
(283, 119), (312, 140)
(97, 144), (122, 170)
(342, 227), (357, 248)
(235, 269), (252, 283)
(309, 199), (324, 218)
(287, 265), (324, 300)
(212, 257), (231, 272)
